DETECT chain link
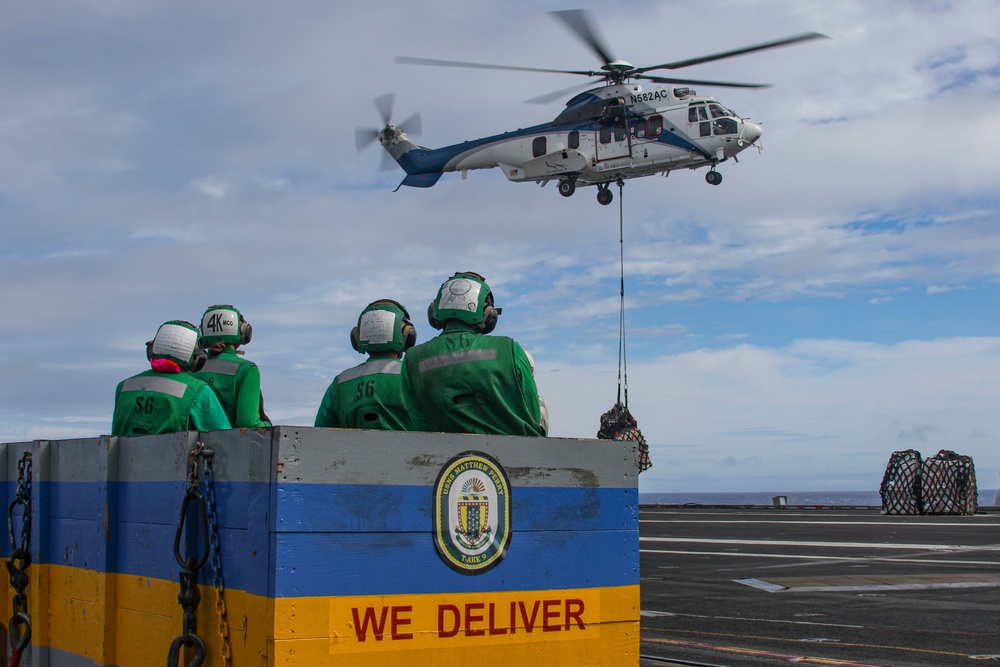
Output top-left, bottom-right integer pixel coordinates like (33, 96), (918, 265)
(201, 450), (233, 666)
(6, 452), (33, 665)
(168, 446), (209, 667)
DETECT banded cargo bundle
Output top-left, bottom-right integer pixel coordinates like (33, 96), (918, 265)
(879, 449), (923, 515)
(922, 449), (978, 515)
(597, 402), (652, 473)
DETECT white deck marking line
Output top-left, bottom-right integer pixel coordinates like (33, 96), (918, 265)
(639, 548), (1000, 566)
(641, 607), (864, 629)
(735, 578), (1000, 593)
(639, 536), (994, 550)
(738, 577), (786, 592)
(641, 519), (995, 527)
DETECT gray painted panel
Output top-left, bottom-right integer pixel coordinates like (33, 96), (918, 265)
(3, 427), (637, 489)
(275, 427), (635, 489)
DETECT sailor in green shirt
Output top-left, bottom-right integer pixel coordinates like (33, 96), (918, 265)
(401, 272), (546, 437)
(112, 320), (231, 436)
(315, 299), (416, 430)
(193, 304), (271, 428)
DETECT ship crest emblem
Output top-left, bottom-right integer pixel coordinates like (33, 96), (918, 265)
(433, 451), (511, 575)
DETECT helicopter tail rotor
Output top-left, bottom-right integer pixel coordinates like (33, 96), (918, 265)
(356, 94), (422, 170)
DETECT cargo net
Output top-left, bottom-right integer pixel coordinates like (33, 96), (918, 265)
(921, 450), (978, 515)
(597, 402), (652, 473)
(879, 449), (922, 515)
(879, 449), (978, 515)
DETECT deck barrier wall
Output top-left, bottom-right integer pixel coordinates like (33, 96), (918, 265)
(2, 427), (640, 666)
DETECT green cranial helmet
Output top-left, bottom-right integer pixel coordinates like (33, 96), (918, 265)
(200, 304), (251, 346)
(428, 272), (501, 333)
(147, 320), (202, 367)
(351, 299), (416, 354)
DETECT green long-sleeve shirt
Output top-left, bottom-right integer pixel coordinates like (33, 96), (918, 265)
(315, 357), (413, 430)
(400, 321), (545, 436)
(112, 369), (231, 436)
(193, 348), (271, 428)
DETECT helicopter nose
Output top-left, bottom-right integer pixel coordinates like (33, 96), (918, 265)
(742, 121), (762, 144)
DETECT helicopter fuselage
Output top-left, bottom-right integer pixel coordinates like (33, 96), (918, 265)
(380, 84), (762, 198)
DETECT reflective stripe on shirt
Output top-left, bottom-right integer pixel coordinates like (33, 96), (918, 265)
(418, 348), (498, 373)
(337, 358), (403, 384)
(120, 375), (189, 398)
(201, 358), (239, 376)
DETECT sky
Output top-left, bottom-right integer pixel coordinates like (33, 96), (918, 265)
(2, 1), (998, 494)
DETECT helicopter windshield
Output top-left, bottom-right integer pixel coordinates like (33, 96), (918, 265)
(708, 104), (735, 118)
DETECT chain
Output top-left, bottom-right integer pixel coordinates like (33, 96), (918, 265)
(168, 445), (209, 667)
(6, 452), (33, 667)
(201, 449), (232, 667)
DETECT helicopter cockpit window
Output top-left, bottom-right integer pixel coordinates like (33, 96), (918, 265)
(708, 104), (733, 118)
(713, 117), (738, 135)
(648, 115), (663, 137)
(532, 136), (546, 158)
(568, 130), (579, 150)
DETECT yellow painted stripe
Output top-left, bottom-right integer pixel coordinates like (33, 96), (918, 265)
(22, 565), (272, 667)
(275, 585), (639, 658)
(20, 566), (637, 667)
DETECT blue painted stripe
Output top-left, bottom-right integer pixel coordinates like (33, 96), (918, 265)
(272, 529), (638, 597)
(51, 524), (636, 599)
(276, 483), (636, 532)
(33, 481), (637, 599)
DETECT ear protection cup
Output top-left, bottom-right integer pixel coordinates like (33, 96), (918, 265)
(401, 319), (417, 350)
(427, 302), (445, 330)
(188, 348), (208, 372)
(350, 325), (362, 353)
(480, 305), (499, 334)
(240, 319), (252, 345)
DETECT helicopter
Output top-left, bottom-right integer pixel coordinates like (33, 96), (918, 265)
(356, 10), (827, 206)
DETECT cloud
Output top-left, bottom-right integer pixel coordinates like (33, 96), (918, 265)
(1, 1), (999, 494)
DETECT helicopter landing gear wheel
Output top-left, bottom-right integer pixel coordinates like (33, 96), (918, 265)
(558, 179), (576, 197)
(596, 185), (613, 206)
(706, 170), (722, 186)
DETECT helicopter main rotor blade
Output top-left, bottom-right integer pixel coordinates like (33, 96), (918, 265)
(524, 81), (598, 105)
(635, 73), (771, 89)
(635, 32), (829, 73)
(396, 55), (596, 77)
(549, 9), (615, 68)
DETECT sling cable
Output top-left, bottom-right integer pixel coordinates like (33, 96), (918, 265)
(596, 179), (652, 473)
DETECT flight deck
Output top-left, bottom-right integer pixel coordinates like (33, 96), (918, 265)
(638, 505), (1000, 667)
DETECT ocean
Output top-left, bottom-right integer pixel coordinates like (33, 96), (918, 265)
(639, 489), (1000, 507)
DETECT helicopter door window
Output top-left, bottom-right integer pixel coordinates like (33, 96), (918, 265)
(599, 124), (613, 144)
(697, 106), (711, 137)
(689, 105), (710, 136)
(634, 120), (646, 139)
(568, 130), (579, 150)
(532, 136), (547, 158)
(648, 115), (663, 137)
(614, 120), (627, 142)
